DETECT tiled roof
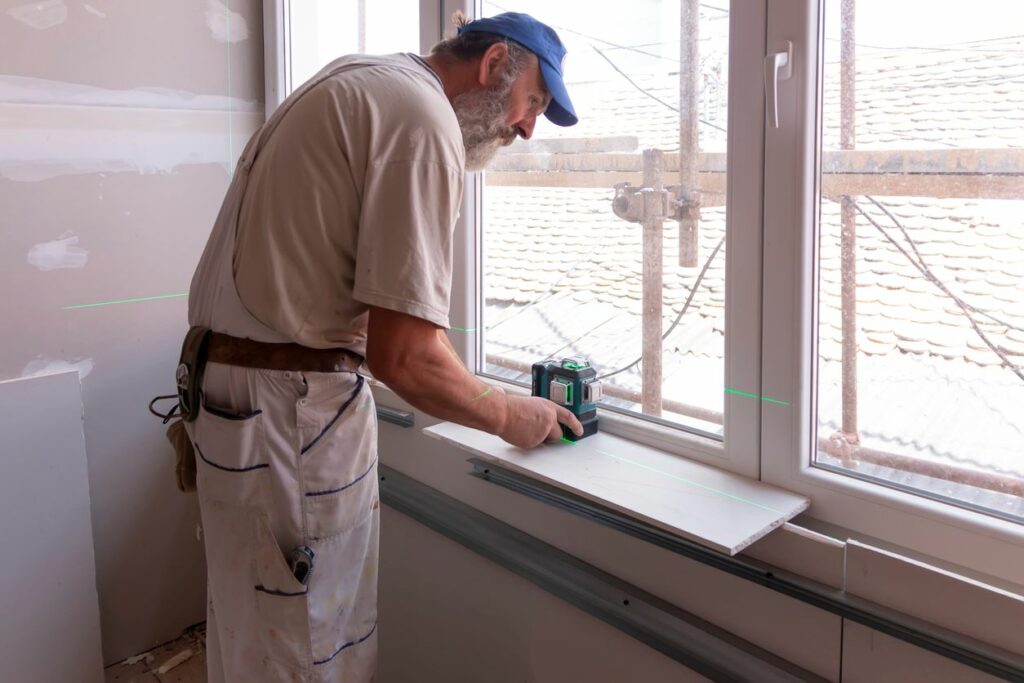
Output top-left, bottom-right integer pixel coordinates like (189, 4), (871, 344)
(524, 36), (1024, 150)
(480, 37), (1024, 482)
(484, 189), (1024, 367)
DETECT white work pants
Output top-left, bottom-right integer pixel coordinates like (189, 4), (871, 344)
(191, 362), (379, 682)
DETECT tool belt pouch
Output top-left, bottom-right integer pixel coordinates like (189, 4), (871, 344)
(163, 326), (212, 492)
(166, 419), (197, 492)
(177, 326), (212, 423)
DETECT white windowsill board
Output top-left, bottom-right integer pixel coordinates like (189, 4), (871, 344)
(424, 422), (809, 555)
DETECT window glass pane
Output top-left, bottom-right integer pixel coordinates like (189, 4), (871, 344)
(815, 0), (1024, 520)
(479, 1), (730, 437)
(289, 0), (420, 88)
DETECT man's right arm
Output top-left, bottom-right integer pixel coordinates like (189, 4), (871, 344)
(365, 306), (583, 448)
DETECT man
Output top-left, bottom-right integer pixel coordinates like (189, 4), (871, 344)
(183, 11), (582, 682)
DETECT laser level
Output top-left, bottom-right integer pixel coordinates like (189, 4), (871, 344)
(531, 356), (603, 441)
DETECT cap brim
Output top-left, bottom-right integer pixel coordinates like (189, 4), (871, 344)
(539, 59), (577, 127)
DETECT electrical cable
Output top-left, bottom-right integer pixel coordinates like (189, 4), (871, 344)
(823, 34), (1024, 55)
(842, 196), (1024, 384)
(590, 46), (727, 133)
(862, 196), (1024, 334)
(597, 233), (726, 381)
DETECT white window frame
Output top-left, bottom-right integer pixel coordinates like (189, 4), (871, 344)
(459, 0), (768, 479)
(263, 0), (292, 117)
(268, 0), (1024, 586)
(759, 0), (1024, 587)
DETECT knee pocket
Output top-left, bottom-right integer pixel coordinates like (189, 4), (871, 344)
(306, 511), (380, 671)
(252, 514), (314, 672)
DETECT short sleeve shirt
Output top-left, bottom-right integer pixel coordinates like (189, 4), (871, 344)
(232, 53), (465, 355)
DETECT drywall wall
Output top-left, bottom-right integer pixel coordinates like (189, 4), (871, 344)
(379, 506), (709, 683)
(374, 384), (1023, 680)
(375, 387), (844, 681)
(0, 0), (263, 664)
(0, 371), (104, 683)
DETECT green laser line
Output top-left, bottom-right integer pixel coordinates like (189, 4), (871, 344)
(62, 292), (188, 310)
(725, 387), (790, 407)
(593, 447), (786, 515)
(450, 326), (478, 333)
(560, 437), (577, 445)
(470, 387), (493, 403)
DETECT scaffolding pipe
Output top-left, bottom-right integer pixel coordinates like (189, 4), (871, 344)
(839, 0), (860, 449)
(678, 0), (701, 267)
(642, 149), (665, 416)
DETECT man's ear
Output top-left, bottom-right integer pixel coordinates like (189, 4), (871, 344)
(476, 42), (509, 87)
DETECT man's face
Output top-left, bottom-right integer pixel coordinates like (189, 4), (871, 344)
(453, 56), (550, 171)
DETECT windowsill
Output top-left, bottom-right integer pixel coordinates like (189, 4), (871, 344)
(423, 421), (808, 555)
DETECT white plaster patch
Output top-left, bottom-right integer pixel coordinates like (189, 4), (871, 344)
(7, 0), (68, 30)
(206, 0), (248, 43)
(21, 358), (95, 380)
(0, 75), (261, 111)
(82, 3), (105, 18)
(0, 76), (262, 181)
(27, 233), (89, 271)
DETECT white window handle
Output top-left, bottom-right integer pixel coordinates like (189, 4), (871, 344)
(764, 41), (793, 128)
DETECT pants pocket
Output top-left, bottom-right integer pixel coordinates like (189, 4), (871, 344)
(299, 374), (378, 540)
(192, 400), (272, 506)
(306, 509), (379, 680)
(253, 514), (314, 673)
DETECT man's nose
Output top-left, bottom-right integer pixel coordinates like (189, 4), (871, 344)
(517, 114), (537, 140)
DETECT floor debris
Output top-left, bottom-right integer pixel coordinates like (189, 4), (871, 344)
(105, 623), (207, 682)
(154, 648), (193, 675)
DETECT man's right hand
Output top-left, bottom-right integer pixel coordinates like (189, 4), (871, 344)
(366, 307), (584, 449)
(498, 394), (584, 449)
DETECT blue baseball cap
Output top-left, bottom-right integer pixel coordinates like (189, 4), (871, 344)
(458, 12), (578, 127)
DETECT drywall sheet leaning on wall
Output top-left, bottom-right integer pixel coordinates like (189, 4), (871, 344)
(0, 371), (104, 683)
(0, 0), (265, 662)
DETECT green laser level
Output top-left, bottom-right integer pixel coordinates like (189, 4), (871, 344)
(531, 356), (603, 441)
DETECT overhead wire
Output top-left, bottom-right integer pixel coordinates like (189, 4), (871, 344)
(597, 233), (725, 382)
(590, 46), (727, 133)
(842, 196), (1024, 384)
(476, 1), (1021, 391)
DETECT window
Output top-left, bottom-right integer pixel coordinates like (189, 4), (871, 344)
(761, 0), (1024, 585)
(476, 0), (737, 442)
(812, 0), (1024, 521)
(268, 0), (420, 107)
(273, 0), (1024, 584)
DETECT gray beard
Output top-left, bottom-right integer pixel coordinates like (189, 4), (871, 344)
(452, 83), (516, 171)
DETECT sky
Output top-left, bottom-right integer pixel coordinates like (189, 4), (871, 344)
(289, 1), (1024, 95)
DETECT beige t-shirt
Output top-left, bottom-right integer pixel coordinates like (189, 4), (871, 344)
(232, 53), (465, 355)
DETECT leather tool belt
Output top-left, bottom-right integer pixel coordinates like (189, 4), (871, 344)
(205, 332), (364, 373)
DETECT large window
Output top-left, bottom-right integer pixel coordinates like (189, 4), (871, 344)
(274, 0), (1024, 585)
(276, 0), (420, 104)
(478, 0), (732, 439)
(813, 0), (1024, 521)
(759, 0), (1024, 585)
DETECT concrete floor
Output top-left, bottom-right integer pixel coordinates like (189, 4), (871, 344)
(104, 625), (206, 683)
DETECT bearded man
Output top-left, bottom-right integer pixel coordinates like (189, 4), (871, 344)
(182, 10), (581, 683)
